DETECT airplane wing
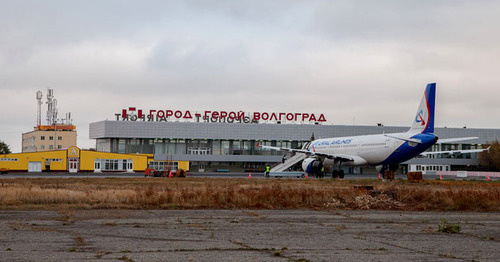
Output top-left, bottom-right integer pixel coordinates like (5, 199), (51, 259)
(313, 152), (355, 161)
(259, 144), (310, 154)
(384, 135), (479, 145)
(384, 134), (423, 144)
(258, 144), (355, 162)
(420, 147), (490, 156)
(436, 137), (478, 144)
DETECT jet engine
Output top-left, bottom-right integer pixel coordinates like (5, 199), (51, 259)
(302, 157), (323, 174)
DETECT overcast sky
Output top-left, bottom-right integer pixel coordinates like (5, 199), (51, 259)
(1, 0), (500, 152)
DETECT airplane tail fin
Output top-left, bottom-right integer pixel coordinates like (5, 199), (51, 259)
(408, 83), (435, 134)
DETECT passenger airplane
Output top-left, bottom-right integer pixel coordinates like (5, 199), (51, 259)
(260, 83), (488, 178)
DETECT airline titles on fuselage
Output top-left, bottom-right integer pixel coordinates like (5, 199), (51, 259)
(313, 138), (353, 148)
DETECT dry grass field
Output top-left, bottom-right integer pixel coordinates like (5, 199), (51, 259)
(0, 178), (498, 211)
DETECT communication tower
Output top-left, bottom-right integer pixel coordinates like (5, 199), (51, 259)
(23, 88), (77, 153)
(33, 88), (74, 130)
(46, 88), (58, 126)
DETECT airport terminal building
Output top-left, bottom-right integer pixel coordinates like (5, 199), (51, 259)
(89, 114), (500, 173)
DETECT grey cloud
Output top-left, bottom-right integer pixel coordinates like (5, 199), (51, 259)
(307, 1), (500, 45)
(1, 1), (499, 152)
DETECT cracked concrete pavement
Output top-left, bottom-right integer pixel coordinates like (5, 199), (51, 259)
(0, 210), (498, 261)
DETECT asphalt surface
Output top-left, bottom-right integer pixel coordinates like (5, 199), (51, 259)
(0, 172), (497, 181)
(0, 210), (498, 261)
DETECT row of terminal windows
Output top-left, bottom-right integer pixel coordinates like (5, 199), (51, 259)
(148, 161), (179, 171)
(415, 165), (450, 171)
(40, 136), (63, 141)
(40, 145), (62, 150)
(94, 159), (133, 171)
(45, 158), (63, 162)
(0, 158), (18, 162)
(100, 138), (483, 159)
(104, 138), (305, 155)
(0, 158), (62, 162)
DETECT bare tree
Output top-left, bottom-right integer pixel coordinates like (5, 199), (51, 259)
(478, 140), (500, 171)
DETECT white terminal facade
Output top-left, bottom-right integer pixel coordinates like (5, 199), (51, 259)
(89, 110), (500, 173)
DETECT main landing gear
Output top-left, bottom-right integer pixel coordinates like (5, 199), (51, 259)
(332, 169), (345, 179)
(376, 164), (399, 179)
(331, 159), (345, 179)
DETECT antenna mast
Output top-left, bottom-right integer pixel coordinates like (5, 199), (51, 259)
(46, 88), (58, 125)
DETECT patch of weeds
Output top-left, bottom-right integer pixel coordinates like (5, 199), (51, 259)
(95, 251), (112, 259)
(75, 233), (85, 246)
(440, 253), (458, 259)
(120, 250), (132, 253)
(69, 247), (76, 252)
(480, 235), (495, 241)
(273, 251), (281, 256)
(119, 256), (134, 262)
(296, 258), (312, 262)
(379, 247), (387, 251)
(174, 248), (195, 252)
(58, 209), (75, 225)
(6, 248), (12, 251)
(438, 219), (461, 234)
(244, 211), (260, 217)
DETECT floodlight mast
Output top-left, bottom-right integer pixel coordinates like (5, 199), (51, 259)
(36, 91), (43, 126)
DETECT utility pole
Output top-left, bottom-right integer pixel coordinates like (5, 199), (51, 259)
(54, 119), (57, 150)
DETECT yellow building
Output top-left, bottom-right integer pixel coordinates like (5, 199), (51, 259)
(22, 125), (77, 152)
(0, 146), (189, 173)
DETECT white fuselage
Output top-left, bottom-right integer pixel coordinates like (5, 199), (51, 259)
(308, 133), (410, 167)
(298, 83), (440, 174)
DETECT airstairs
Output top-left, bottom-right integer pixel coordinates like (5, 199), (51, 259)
(270, 153), (307, 174)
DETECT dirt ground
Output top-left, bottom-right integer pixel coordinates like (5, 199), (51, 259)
(0, 209), (498, 261)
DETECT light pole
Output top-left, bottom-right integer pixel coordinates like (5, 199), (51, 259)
(54, 119), (57, 150)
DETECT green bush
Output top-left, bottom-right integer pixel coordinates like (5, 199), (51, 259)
(438, 219), (461, 233)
